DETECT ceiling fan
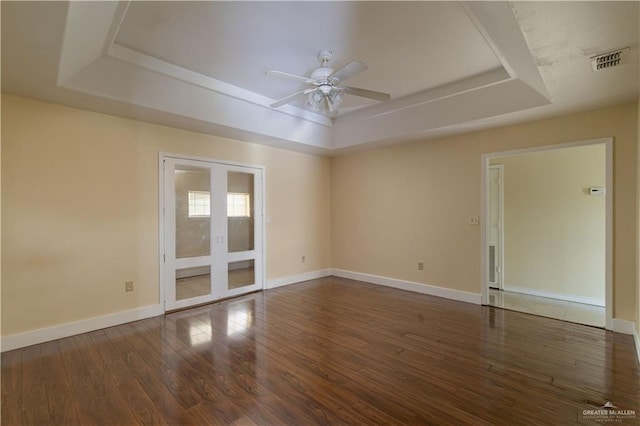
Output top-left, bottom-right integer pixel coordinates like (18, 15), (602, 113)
(266, 50), (391, 115)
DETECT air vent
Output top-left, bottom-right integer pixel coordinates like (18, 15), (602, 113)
(591, 48), (628, 71)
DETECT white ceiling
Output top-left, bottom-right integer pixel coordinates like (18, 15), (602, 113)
(114, 2), (502, 112)
(2, 1), (638, 156)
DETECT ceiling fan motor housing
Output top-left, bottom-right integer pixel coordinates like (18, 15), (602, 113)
(319, 84), (333, 95)
(311, 67), (334, 82)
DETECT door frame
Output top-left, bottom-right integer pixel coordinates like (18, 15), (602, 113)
(480, 137), (613, 330)
(158, 152), (266, 313)
(487, 164), (504, 290)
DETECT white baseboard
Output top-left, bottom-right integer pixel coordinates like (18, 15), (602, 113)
(611, 319), (640, 365)
(503, 285), (605, 307)
(1, 304), (163, 352)
(2, 269), (333, 352)
(611, 318), (636, 335)
(4, 273), (632, 367)
(332, 269), (481, 305)
(633, 325), (640, 367)
(266, 269), (332, 289)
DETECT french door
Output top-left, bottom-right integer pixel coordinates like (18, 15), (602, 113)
(162, 155), (264, 311)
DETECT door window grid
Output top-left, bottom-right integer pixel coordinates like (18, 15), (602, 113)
(228, 193), (251, 217)
(188, 191), (210, 217)
(188, 191), (251, 218)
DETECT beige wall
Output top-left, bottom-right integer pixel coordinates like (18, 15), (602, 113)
(2, 94), (638, 337)
(491, 145), (606, 302)
(332, 102), (637, 320)
(1, 94), (331, 336)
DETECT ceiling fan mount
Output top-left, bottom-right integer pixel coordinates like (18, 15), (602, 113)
(316, 49), (333, 66)
(266, 49), (391, 115)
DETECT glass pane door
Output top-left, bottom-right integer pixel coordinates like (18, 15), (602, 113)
(167, 162), (215, 310)
(163, 156), (263, 311)
(223, 169), (262, 297)
(175, 165), (212, 301)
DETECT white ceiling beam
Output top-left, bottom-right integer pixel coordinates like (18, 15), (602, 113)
(332, 78), (550, 150)
(57, 1), (129, 85)
(462, 1), (551, 100)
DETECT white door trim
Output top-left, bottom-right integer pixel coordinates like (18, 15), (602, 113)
(480, 137), (613, 330)
(158, 152), (266, 313)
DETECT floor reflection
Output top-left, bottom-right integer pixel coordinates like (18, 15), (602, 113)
(189, 321), (212, 346)
(227, 300), (255, 336)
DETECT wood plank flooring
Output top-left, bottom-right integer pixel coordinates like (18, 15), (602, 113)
(2, 277), (639, 425)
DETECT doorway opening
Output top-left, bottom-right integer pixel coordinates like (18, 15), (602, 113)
(481, 138), (612, 329)
(488, 164), (504, 291)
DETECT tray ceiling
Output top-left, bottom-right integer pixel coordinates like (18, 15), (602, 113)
(2, 1), (638, 155)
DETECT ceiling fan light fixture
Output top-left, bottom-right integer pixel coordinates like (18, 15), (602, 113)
(307, 91), (323, 111)
(329, 90), (344, 106)
(311, 91), (323, 103)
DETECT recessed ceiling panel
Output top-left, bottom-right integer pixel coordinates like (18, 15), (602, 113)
(115, 1), (503, 112)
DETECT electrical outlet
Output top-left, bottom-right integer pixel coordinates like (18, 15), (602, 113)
(302, 255), (306, 263)
(468, 216), (479, 226)
(418, 262), (424, 271)
(125, 281), (134, 292)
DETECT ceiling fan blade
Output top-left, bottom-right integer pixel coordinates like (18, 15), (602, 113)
(341, 86), (391, 102)
(265, 70), (312, 84)
(329, 60), (367, 83)
(270, 89), (315, 108)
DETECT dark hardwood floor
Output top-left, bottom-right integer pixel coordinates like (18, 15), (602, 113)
(2, 277), (639, 425)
